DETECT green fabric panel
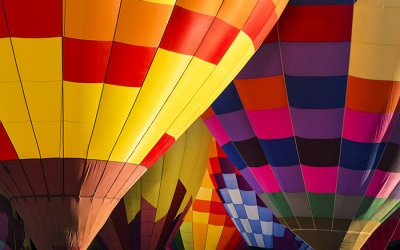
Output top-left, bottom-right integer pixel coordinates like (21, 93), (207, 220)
(267, 192), (294, 217)
(173, 230), (185, 250)
(381, 201), (400, 222)
(355, 196), (386, 221)
(308, 192), (334, 218)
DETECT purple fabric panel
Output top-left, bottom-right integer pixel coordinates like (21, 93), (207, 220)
(280, 41), (351, 76)
(213, 173), (227, 189)
(389, 182), (400, 200)
(337, 167), (374, 195)
(237, 174), (253, 191)
(219, 158), (236, 174)
(273, 235), (284, 250)
(290, 107), (344, 139)
(256, 195), (267, 207)
(240, 168), (264, 194)
(271, 165), (305, 192)
(217, 109), (256, 142)
(236, 42), (282, 79)
(389, 115), (400, 145)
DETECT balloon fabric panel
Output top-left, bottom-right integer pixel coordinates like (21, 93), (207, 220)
(0, 0), (289, 248)
(202, 0), (400, 249)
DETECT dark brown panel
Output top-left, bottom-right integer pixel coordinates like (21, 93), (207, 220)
(295, 137), (341, 167)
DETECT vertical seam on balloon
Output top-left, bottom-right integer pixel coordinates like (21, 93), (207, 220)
(338, 2), (400, 244)
(0, 0), (47, 199)
(114, 0), (226, 168)
(331, 0), (356, 234)
(275, 20), (312, 230)
(100, 1), (177, 199)
(82, 0), (124, 199)
(387, 214), (400, 247)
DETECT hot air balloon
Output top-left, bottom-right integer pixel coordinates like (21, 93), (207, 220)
(170, 167), (246, 250)
(0, 0), (289, 248)
(0, 193), (25, 250)
(361, 208), (400, 250)
(202, 0), (400, 249)
(93, 119), (212, 250)
(208, 140), (311, 249)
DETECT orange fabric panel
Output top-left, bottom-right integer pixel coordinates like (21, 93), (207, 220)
(193, 199), (211, 213)
(64, 0), (121, 41)
(209, 213), (226, 226)
(115, 0), (173, 47)
(346, 76), (400, 113)
(176, 0), (222, 16)
(234, 75), (288, 110)
(218, 0), (259, 29)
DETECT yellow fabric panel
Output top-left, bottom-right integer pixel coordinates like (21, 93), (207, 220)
(349, 43), (399, 82)
(87, 84), (140, 160)
(123, 179), (142, 223)
(199, 169), (213, 189)
(349, 0), (400, 81)
(142, 0), (176, 5)
(167, 31), (255, 138)
(63, 81), (103, 159)
(126, 58), (214, 164)
(110, 48), (191, 163)
(154, 133), (187, 221)
(31, 122), (61, 158)
(1, 122), (39, 158)
(0, 38), (19, 82)
(23, 81), (62, 158)
(205, 225), (223, 250)
(176, 120), (211, 216)
(11, 38), (62, 81)
(63, 0), (120, 41)
(352, 0), (400, 45)
(0, 81), (40, 158)
(0, 82), (30, 122)
(115, 0), (173, 47)
(195, 187), (213, 202)
(140, 155), (164, 207)
(193, 211), (209, 224)
(176, 0), (222, 16)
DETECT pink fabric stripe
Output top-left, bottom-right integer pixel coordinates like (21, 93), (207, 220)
(246, 107), (294, 140)
(301, 165), (338, 193)
(366, 170), (400, 198)
(343, 108), (397, 143)
(204, 114), (230, 146)
(248, 165), (281, 193)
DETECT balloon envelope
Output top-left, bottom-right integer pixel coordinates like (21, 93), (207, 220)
(202, 0), (400, 249)
(208, 140), (311, 249)
(94, 119), (212, 250)
(0, 0), (289, 248)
